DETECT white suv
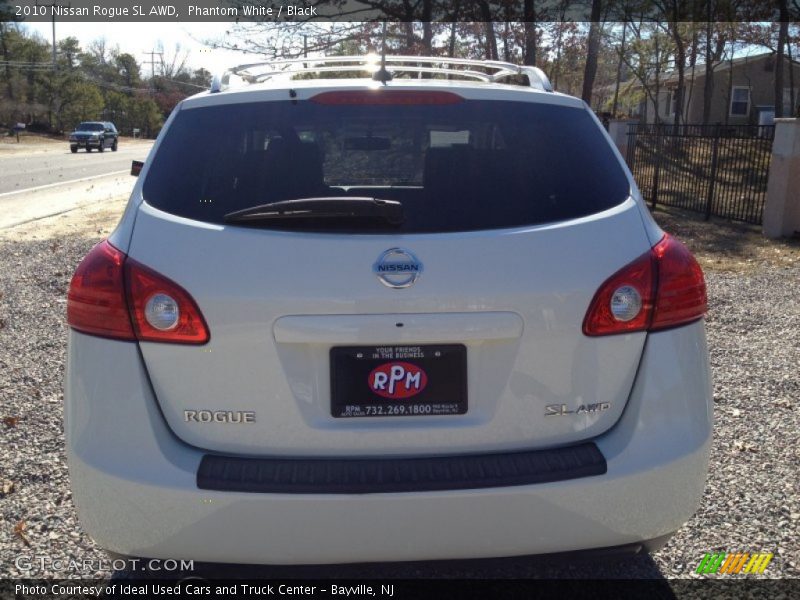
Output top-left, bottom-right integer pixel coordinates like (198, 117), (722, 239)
(65, 56), (711, 566)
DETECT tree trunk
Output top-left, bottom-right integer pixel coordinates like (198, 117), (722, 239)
(673, 41), (686, 130)
(654, 35), (662, 125)
(502, 22), (511, 62)
(611, 21), (628, 118)
(581, 0), (603, 105)
(685, 26), (698, 123)
(788, 35), (795, 116)
(0, 24), (13, 101)
(683, 27), (700, 123)
(523, 0), (536, 66)
(448, 22), (457, 58)
(484, 21), (498, 60)
(774, 3), (789, 118)
(725, 43), (733, 125)
(550, 23), (564, 89)
(421, 0), (433, 54)
(404, 22), (415, 54)
(702, 21), (714, 124)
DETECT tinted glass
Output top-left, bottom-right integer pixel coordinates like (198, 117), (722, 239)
(143, 99), (630, 233)
(78, 122), (104, 131)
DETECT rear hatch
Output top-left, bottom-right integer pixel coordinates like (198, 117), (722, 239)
(127, 85), (651, 457)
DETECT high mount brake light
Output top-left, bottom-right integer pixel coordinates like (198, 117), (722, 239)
(309, 91), (464, 105)
(67, 240), (209, 344)
(583, 235), (707, 336)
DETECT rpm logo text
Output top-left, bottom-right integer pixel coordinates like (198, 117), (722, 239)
(369, 362), (428, 399)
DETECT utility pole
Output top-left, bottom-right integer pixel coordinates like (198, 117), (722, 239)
(142, 49), (164, 93)
(35, 0), (69, 131)
(35, 0), (69, 69)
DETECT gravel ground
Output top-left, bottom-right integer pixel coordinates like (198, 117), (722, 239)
(0, 209), (798, 581)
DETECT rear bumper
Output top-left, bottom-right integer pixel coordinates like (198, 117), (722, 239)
(65, 322), (712, 564)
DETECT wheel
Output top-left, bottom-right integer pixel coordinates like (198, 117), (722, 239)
(86, 147), (92, 152)
(70, 146), (77, 154)
(111, 140), (118, 151)
(98, 141), (104, 152)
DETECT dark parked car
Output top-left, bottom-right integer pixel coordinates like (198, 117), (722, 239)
(69, 121), (118, 153)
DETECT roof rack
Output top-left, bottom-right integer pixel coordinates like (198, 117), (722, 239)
(209, 55), (553, 94)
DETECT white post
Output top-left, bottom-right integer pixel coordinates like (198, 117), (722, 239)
(764, 118), (800, 238)
(608, 119), (635, 163)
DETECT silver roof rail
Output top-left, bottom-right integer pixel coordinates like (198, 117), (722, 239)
(210, 55), (553, 94)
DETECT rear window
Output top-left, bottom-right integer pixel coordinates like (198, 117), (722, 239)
(143, 97), (630, 233)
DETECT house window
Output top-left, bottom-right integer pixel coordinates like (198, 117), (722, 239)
(730, 87), (750, 117)
(783, 88), (798, 116)
(663, 91), (673, 116)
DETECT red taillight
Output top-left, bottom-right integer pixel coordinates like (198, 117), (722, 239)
(67, 240), (209, 344)
(309, 90), (463, 105)
(583, 234), (707, 336)
(125, 259), (209, 344)
(67, 240), (135, 340)
(582, 252), (656, 336)
(650, 235), (708, 331)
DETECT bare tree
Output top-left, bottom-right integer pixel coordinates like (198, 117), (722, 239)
(620, 21), (672, 125)
(205, 22), (372, 60)
(156, 42), (189, 79)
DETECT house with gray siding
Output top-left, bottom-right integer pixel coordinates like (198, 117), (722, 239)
(631, 52), (800, 125)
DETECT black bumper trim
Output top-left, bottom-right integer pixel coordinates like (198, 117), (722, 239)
(196, 442), (607, 494)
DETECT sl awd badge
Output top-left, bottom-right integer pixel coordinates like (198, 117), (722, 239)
(373, 248), (423, 289)
(545, 402), (611, 416)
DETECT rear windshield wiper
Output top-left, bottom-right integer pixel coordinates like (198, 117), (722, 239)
(224, 197), (404, 226)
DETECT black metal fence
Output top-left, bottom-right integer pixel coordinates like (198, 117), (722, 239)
(626, 123), (775, 224)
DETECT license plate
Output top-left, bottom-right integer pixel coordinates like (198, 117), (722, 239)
(330, 344), (467, 418)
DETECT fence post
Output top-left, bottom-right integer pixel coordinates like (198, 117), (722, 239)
(651, 125), (662, 210)
(608, 119), (633, 163)
(763, 118), (800, 238)
(704, 125), (720, 221)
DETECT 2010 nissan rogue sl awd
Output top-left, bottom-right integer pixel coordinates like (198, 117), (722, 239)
(64, 56), (711, 566)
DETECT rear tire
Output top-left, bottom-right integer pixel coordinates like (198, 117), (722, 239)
(112, 140), (118, 151)
(70, 146), (77, 154)
(98, 142), (104, 153)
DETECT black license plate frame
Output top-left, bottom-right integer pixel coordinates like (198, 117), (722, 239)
(330, 344), (467, 418)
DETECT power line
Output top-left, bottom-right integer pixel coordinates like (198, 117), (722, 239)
(0, 61), (55, 70)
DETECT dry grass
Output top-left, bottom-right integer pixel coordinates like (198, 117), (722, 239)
(652, 205), (800, 273)
(0, 131), (63, 147)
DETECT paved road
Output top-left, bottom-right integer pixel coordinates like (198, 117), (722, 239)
(0, 141), (153, 196)
(0, 141), (153, 229)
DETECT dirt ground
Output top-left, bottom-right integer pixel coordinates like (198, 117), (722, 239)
(653, 205), (800, 273)
(0, 196), (126, 242)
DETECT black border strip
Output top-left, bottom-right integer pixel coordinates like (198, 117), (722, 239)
(197, 442), (607, 494)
